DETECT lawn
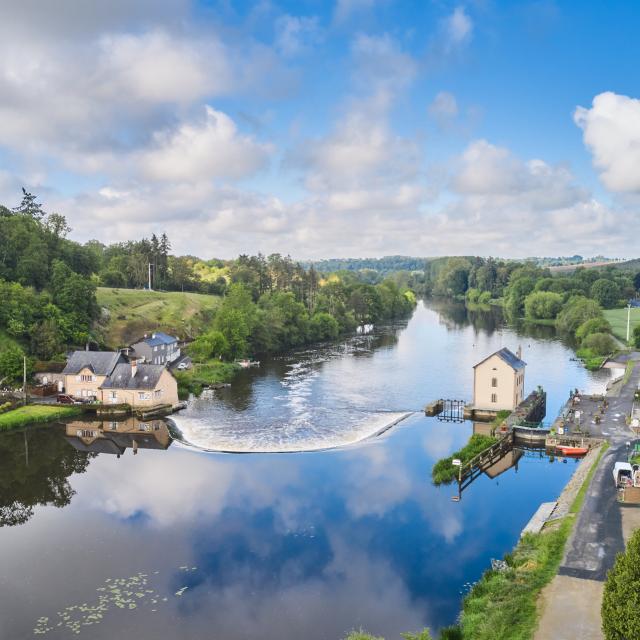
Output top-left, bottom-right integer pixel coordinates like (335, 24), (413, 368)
(96, 287), (221, 347)
(0, 405), (83, 430)
(603, 308), (640, 343)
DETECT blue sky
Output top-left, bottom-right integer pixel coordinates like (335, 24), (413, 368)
(0, 0), (639, 258)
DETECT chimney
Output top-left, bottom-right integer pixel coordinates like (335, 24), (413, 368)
(131, 358), (138, 378)
(517, 345), (522, 360)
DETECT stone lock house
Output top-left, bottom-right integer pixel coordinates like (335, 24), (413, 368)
(63, 351), (178, 407)
(472, 347), (526, 412)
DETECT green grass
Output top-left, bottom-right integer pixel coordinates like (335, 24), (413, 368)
(96, 287), (221, 347)
(432, 434), (498, 485)
(623, 361), (636, 385)
(0, 404), (83, 430)
(604, 308), (640, 343)
(570, 443), (608, 514)
(174, 360), (240, 399)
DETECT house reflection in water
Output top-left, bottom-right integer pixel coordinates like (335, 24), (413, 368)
(64, 418), (172, 457)
(472, 422), (523, 479)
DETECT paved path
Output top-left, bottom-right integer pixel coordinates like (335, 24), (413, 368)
(534, 358), (640, 640)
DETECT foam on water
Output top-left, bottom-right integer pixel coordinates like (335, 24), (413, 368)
(170, 410), (414, 453)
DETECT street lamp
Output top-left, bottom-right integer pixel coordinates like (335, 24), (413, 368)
(627, 303), (633, 345)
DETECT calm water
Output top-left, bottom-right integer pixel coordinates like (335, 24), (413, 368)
(0, 301), (610, 639)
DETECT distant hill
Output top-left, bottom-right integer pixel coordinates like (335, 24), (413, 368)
(96, 288), (220, 348)
(306, 256), (428, 275)
(611, 258), (640, 272)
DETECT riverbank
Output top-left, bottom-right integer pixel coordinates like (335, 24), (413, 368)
(0, 404), (83, 430)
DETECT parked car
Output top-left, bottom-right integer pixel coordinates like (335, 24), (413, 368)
(177, 362), (189, 370)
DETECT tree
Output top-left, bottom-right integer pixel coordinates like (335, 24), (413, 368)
(187, 331), (228, 362)
(590, 279), (621, 309)
(524, 291), (563, 320)
(12, 188), (45, 220)
(634, 271), (640, 292)
(633, 325), (640, 349)
(309, 312), (340, 342)
(0, 344), (30, 385)
(576, 317), (612, 343)
(602, 528), (640, 639)
(556, 296), (602, 334)
(582, 332), (616, 356)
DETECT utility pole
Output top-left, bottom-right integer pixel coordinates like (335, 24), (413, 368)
(148, 262), (153, 291)
(23, 355), (28, 405)
(627, 303), (632, 344)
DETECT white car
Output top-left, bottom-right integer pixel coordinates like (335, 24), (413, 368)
(177, 362), (189, 370)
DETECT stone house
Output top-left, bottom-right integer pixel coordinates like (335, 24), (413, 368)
(62, 351), (178, 407)
(101, 360), (178, 407)
(129, 332), (180, 366)
(472, 347), (526, 412)
(63, 351), (126, 400)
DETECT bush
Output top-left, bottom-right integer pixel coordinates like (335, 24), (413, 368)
(582, 332), (616, 356)
(432, 434), (498, 484)
(556, 296), (602, 334)
(576, 317), (612, 342)
(524, 291), (563, 320)
(602, 528), (640, 639)
(633, 325), (640, 349)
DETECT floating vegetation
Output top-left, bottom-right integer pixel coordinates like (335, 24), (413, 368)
(33, 565), (200, 636)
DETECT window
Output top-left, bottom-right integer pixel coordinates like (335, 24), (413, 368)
(110, 421), (118, 430)
(78, 429), (98, 438)
(154, 346), (158, 352)
(491, 393), (497, 403)
(81, 374), (94, 382)
(138, 392), (150, 400)
(491, 377), (497, 388)
(155, 389), (162, 399)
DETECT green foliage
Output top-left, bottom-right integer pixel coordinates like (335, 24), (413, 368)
(555, 296), (602, 334)
(401, 630), (433, 640)
(0, 405), (82, 430)
(458, 519), (572, 640)
(343, 631), (384, 640)
(432, 434), (498, 485)
(590, 278), (621, 309)
(634, 325), (640, 348)
(309, 312), (340, 342)
(524, 291), (563, 320)
(174, 361), (240, 399)
(602, 528), (640, 640)
(187, 331), (228, 362)
(0, 344), (32, 385)
(581, 332), (616, 356)
(576, 317), (612, 342)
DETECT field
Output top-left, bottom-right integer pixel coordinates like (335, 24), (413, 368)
(604, 308), (640, 343)
(96, 288), (221, 348)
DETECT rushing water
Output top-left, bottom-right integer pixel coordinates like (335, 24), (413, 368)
(0, 301), (611, 639)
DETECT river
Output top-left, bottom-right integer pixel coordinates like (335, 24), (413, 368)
(0, 300), (611, 639)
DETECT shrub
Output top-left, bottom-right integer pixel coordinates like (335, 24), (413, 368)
(633, 325), (640, 349)
(602, 528), (640, 640)
(478, 291), (491, 304)
(582, 332), (616, 356)
(556, 296), (602, 334)
(576, 317), (612, 342)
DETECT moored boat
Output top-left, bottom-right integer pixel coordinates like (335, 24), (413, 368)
(555, 444), (588, 456)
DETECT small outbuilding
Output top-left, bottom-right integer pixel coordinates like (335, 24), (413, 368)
(472, 347), (526, 412)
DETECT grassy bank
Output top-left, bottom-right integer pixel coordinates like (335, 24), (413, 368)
(603, 308), (640, 343)
(174, 361), (240, 399)
(432, 434), (498, 485)
(96, 287), (221, 347)
(0, 404), (83, 430)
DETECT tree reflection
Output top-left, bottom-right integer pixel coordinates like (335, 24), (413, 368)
(0, 425), (93, 527)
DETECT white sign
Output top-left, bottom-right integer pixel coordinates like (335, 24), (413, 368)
(452, 459), (462, 467)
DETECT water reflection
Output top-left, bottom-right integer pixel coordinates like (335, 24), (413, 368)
(0, 426), (92, 527)
(65, 418), (172, 457)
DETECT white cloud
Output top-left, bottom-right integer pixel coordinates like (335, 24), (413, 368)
(138, 106), (271, 182)
(334, 0), (378, 24)
(275, 15), (322, 56)
(428, 91), (459, 126)
(574, 91), (640, 193)
(97, 30), (233, 104)
(444, 6), (473, 49)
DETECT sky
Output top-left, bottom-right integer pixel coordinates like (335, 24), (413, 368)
(1, 0), (639, 260)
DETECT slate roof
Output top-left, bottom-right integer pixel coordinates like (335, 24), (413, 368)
(473, 347), (526, 371)
(63, 351), (125, 376)
(139, 332), (178, 347)
(100, 363), (166, 390)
